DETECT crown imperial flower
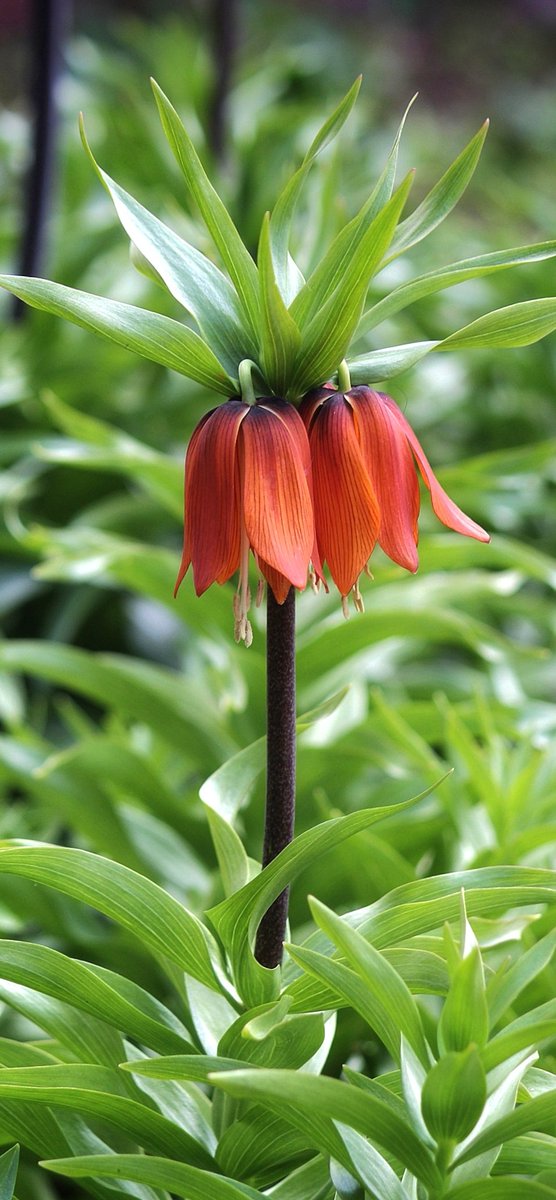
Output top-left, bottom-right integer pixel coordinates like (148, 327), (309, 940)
(175, 396), (320, 645)
(300, 384), (490, 611)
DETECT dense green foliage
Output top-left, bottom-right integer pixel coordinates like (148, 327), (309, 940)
(0, 10), (555, 1200)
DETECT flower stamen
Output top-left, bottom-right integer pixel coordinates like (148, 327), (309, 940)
(234, 519), (253, 646)
(353, 581), (365, 613)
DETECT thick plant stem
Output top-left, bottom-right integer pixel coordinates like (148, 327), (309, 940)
(255, 586), (296, 969)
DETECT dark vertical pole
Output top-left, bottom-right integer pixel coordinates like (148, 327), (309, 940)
(207, 0), (238, 162)
(255, 586), (296, 969)
(13, 0), (69, 320)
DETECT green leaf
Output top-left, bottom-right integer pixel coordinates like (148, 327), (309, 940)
(487, 929), (556, 1029)
(290, 172), (414, 394)
(206, 782), (437, 1007)
(335, 1124), (407, 1200)
(0, 1146), (19, 1200)
(286, 868), (556, 1014)
(210, 1070), (441, 1188)
(0, 1066), (215, 1167)
(348, 296), (556, 382)
(268, 77), (361, 304)
(262, 1156), (331, 1200)
(290, 169), (415, 333)
(79, 117), (254, 373)
(358, 239), (556, 336)
(0, 942), (194, 1055)
(0, 981), (128, 1068)
(43, 1153), (263, 1200)
(363, 92), (418, 217)
(449, 1181), (556, 1199)
(0, 844), (222, 992)
(439, 946), (489, 1054)
(217, 1106), (310, 1185)
(347, 340), (439, 382)
(257, 213), (301, 393)
(121, 1055), (248, 1083)
(422, 1047), (486, 1143)
(483, 1000), (556, 1072)
(289, 897), (429, 1067)
(439, 297), (556, 351)
(385, 120), (489, 260)
(454, 1092), (556, 1168)
(0, 276), (235, 392)
(151, 79), (260, 341)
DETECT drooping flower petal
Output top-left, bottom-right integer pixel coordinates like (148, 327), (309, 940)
(240, 403), (314, 590)
(177, 400), (248, 597)
(381, 393), (490, 543)
(348, 386), (420, 572)
(308, 393), (380, 596)
(261, 395), (326, 587)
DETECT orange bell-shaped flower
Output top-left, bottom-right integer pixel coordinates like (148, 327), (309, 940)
(175, 396), (320, 644)
(300, 384), (489, 608)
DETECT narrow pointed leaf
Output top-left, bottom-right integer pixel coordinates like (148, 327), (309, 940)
(43, 1153), (263, 1200)
(0, 844), (222, 992)
(269, 76), (361, 303)
(385, 120), (489, 260)
(454, 1091), (556, 1166)
(0, 1067), (215, 1166)
(308, 897), (429, 1065)
(257, 213), (301, 392)
(291, 172), (414, 394)
(80, 117), (254, 371)
(358, 239), (556, 335)
(364, 92), (418, 216)
(349, 297), (556, 384)
(211, 1070), (442, 1188)
(0, 276), (235, 391)
(151, 79), (260, 340)
(439, 297), (556, 350)
(347, 340), (438, 382)
(0, 942), (193, 1055)
(449, 1182), (556, 1200)
(0, 1145), (19, 1200)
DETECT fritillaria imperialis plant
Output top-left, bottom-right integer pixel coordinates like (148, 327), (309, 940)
(2, 76), (556, 1200)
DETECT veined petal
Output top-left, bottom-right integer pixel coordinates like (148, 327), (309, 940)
(381, 394), (490, 543)
(299, 383), (337, 432)
(259, 396), (325, 584)
(179, 400), (248, 596)
(241, 404), (313, 589)
(348, 386), (420, 572)
(310, 393), (380, 596)
(256, 559), (292, 604)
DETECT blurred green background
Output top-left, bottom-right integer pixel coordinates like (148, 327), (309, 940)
(0, 0), (556, 1140)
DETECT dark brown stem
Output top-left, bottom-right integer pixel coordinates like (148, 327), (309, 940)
(13, 0), (70, 321)
(254, 586), (296, 969)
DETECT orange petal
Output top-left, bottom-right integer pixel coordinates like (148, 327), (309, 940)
(259, 396), (325, 584)
(240, 404), (313, 589)
(174, 408), (212, 596)
(257, 559), (292, 604)
(348, 387), (420, 572)
(381, 394), (490, 543)
(310, 393), (380, 596)
(180, 400), (248, 597)
(299, 384), (337, 432)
